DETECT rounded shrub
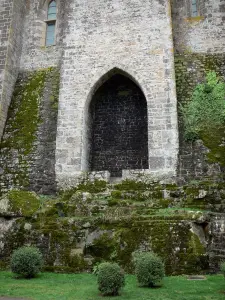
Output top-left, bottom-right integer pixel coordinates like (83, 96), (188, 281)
(221, 261), (225, 277)
(11, 246), (43, 278)
(133, 251), (165, 287)
(97, 262), (125, 296)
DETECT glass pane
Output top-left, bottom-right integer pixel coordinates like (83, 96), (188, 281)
(46, 23), (55, 46)
(49, 7), (56, 14)
(49, 0), (56, 7)
(48, 1), (56, 20)
(191, 0), (198, 16)
(47, 24), (55, 32)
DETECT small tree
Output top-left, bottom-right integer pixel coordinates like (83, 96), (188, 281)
(133, 251), (165, 287)
(97, 262), (125, 296)
(11, 246), (43, 278)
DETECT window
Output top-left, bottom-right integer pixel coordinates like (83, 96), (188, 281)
(191, 0), (198, 17)
(46, 1), (57, 46)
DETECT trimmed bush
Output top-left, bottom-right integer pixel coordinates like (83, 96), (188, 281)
(221, 262), (225, 277)
(11, 246), (43, 278)
(133, 251), (165, 287)
(97, 262), (125, 296)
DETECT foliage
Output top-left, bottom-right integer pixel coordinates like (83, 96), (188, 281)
(181, 72), (225, 141)
(11, 246), (43, 278)
(0, 272), (224, 300)
(97, 262), (125, 296)
(92, 262), (103, 276)
(133, 251), (165, 287)
(221, 262), (225, 277)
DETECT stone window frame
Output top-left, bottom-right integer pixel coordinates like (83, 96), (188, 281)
(187, 0), (206, 18)
(184, 0), (206, 21)
(45, 0), (57, 46)
(40, 0), (58, 47)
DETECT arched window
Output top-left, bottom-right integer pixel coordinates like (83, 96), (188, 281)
(46, 1), (57, 46)
(191, 0), (198, 17)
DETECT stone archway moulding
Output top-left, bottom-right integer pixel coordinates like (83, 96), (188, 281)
(81, 66), (150, 172)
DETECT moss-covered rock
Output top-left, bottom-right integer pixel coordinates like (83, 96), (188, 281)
(0, 190), (40, 217)
(0, 179), (224, 274)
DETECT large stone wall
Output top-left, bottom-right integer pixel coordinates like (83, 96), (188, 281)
(0, 0), (224, 190)
(0, 68), (59, 195)
(175, 53), (225, 182)
(19, 0), (65, 71)
(56, 0), (178, 187)
(171, 0), (225, 53)
(0, 0), (26, 139)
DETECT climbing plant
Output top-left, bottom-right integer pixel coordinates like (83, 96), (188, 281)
(182, 72), (225, 141)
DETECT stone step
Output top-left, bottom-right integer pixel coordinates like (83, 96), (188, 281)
(109, 177), (123, 184)
(208, 249), (225, 255)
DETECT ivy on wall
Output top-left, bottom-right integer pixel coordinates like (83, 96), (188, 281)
(181, 72), (225, 141)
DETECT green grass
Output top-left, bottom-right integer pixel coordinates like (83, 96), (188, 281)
(0, 272), (224, 300)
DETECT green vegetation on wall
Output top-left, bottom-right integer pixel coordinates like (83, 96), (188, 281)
(1, 70), (48, 154)
(1, 177), (218, 275)
(175, 53), (225, 168)
(0, 67), (60, 193)
(181, 72), (225, 141)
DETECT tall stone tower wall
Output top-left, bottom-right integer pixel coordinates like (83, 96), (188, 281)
(55, 0), (179, 187)
(19, 0), (65, 71)
(172, 0), (225, 54)
(0, 0), (225, 190)
(0, 0), (26, 138)
(172, 0), (225, 182)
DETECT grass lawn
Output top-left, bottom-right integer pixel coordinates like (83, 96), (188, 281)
(0, 272), (225, 300)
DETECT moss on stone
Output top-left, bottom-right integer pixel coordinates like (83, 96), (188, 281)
(85, 232), (117, 263)
(7, 190), (40, 217)
(114, 179), (150, 191)
(0, 179), (218, 274)
(0, 70), (47, 154)
(108, 199), (119, 206)
(61, 180), (107, 201)
(111, 190), (122, 199)
(175, 53), (225, 168)
(199, 125), (225, 166)
(0, 67), (60, 193)
(48, 69), (60, 110)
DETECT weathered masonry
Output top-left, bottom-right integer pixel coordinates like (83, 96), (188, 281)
(0, 0), (224, 192)
(0, 0), (225, 276)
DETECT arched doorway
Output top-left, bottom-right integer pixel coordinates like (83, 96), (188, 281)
(89, 73), (149, 177)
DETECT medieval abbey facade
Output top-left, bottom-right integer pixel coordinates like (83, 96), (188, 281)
(0, 0), (224, 192)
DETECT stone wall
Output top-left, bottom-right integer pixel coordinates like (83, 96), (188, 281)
(171, 0), (225, 53)
(175, 53), (225, 182)
(55, 0), (178, 188)
(0, 0), (224, 190)
(0, 0), (26, 139)
(19, 0), (65, 71)
(0, 68), (59, 195)
(1, 179), (225, 274)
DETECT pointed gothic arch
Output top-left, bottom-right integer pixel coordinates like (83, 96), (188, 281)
(81, 68), (149, 176)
